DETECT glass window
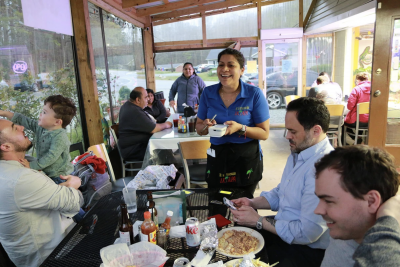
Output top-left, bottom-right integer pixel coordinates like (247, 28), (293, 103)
(262, 1), (299, 29)
(0, 0), (83, 155)
(305, 36), (333, 89)
(88, 2), (146, 127)
(206, 8), (257, 39)
(154, 19), (202, 43)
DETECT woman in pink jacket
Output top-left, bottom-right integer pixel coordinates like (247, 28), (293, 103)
(343, 72), (371, 144)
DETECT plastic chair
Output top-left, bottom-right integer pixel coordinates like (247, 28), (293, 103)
(283, 95), (300, 137)
(326, 104), (345, 147)
(344, 102), (369, 145)
(178, 140), (210, 189)
(69, 142), (84, 154)
(87, 143), (134, 192)
(110, 124), (142, 178)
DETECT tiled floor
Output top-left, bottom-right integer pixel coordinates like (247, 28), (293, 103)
(255, 129), (290, 216)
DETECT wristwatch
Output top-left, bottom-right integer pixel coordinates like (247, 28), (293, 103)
(256, 216), (264, 230)
(237, 124), (246, 136)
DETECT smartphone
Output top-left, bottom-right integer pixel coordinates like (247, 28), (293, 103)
(223, 197), (237, 210)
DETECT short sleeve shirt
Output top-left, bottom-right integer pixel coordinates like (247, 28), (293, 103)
(197, 81), (270, 145)
(118, 101), (156, 160)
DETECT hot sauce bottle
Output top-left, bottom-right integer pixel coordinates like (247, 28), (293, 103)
(141, 211), (157, 244)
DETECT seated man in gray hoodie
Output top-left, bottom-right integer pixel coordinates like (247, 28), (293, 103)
(314, 145), (399, 267)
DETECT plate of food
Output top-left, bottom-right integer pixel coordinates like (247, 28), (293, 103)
(217, 227), (264, 258)
(225, 258), (271, 267)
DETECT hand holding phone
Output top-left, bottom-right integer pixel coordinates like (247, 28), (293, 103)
(223, 197), (237, 210)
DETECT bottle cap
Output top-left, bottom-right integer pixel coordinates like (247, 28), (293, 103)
(179, 116), (182, 118)
(167, 210), (173, 216)
(144, 211), (151, 219)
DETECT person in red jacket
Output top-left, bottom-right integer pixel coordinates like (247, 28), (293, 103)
(343, 72), (371, 144)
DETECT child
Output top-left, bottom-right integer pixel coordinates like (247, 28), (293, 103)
(0, 95), (77, 183)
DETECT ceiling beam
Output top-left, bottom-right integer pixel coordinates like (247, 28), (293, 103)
(90, 0), (146, 26)
(154, 40), (257, 52)
(122, 0), (160, 8)
(152, 0), (292, 21)
(136, 0), (222, 17)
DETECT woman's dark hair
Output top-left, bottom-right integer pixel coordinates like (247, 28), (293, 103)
(146, 89), (155, 104)
(315, 145), (399, 202)
(286, 97), (330, 133)
(217, 48), (245, 68)
(183, 62), (197, 76)
(356, 72), (369, 82)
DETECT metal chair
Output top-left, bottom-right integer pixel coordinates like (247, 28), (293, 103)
(283, 95), (300, 137)
(69, 142), (84, 155)
(178, 140), (210, 189)
(87, 143), (134, 192)
(326, 104), (345, 147)
(344, 102), (369, 145)
(110, 124), (142, 178)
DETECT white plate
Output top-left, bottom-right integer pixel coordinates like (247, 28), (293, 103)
(225, 259), (269, 267)
(217, 227), (264, 258)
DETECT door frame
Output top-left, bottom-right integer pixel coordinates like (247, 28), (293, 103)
(368, 1), (400, 166)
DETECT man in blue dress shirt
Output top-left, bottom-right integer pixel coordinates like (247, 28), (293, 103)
(231, 97), (333, 267)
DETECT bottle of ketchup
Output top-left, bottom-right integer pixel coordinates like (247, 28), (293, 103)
(141, 211), (157, 244)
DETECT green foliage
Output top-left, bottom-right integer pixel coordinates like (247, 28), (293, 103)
(309, 64), (332, 74)
(119, 86), (131, 101)
(353, 66), (372, 75)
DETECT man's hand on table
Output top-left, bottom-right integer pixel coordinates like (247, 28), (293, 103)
(231, 205), (260, 227)
(165, 121), (173, 128)
(59, 175), (81, 190)
(232, 197), (253, 208)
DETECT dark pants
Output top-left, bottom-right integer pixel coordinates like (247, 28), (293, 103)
(259, 230), (325, 267)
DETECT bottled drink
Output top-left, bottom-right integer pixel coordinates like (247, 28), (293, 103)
(119, 203), (134, 245)
(178, 116), (183, 133)
(147, 201), (159, 229)
(141, 211), (157, 244)
(194, 104), (199, 114)
(147, 191), (159, 228)
(160, 210), (173, 236)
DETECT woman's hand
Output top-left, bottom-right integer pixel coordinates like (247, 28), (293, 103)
(195, 117), (216, 135)
(224, 121), (242, 135)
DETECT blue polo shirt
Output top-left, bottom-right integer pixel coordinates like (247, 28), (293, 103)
(198, 81), (270, 145)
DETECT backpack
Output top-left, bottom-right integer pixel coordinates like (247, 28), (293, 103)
(71, 152), (112, 210)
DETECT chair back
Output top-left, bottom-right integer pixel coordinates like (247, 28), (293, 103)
(326, 104), (345, 147)
(110, 128), (124, 162)
(284, 95), (300, 106)
(111, 123), (119, 138)
(326, 104), (345, 117)
(69, 142), (85, 154)
(87, 143), (116, 183)
(357, 102), (370, 115)
(179, 140), (210, 160)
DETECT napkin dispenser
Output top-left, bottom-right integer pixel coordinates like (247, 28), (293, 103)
(208, 125), (227, 137)
(184, 106), (196, 117)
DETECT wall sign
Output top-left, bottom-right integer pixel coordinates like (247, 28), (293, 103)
(13, 61), (28, 74)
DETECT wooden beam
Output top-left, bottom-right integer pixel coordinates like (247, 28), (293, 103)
(299, 0), (303, 28)
(303, 0), (317, 29)
(89, 0), (146, 27)
(302, 35), (307, 96)
(155, 40), (257, 52)
(201, 12), (207, 47)
(257, 0), (261, 38)
(122, 0), (160, 8)
(143, 16), (156, 90)
(136, 0), (221, 17)
(152, 0), (293, 24)
(155, 37), (257, 46)
(71, 0), (104, 146)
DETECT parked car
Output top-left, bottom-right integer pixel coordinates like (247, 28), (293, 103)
(196, 64), (209, 72)
(14, 80), (39, 92)
(198, 64), (216, 73)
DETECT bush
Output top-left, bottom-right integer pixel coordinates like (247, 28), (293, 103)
(119, 86), (131, 101)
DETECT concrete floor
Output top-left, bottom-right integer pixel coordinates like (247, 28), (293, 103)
(255, 128), (290, 216)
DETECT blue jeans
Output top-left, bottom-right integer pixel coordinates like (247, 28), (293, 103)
(52, 176), (86, 223)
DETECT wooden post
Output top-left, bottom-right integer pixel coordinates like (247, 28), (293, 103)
(257, 0), (264, 92)
(299, 0), (303, 28)
(70, 0), (103, 146)
(302, 35), (307, 96)
(143, 16), (156, 90)
(201, 11), (207, 47)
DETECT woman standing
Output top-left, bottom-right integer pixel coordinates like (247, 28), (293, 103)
(169, 62), (206, 113)
(144, 88), (168, 123)
(196, 48), (270, 196)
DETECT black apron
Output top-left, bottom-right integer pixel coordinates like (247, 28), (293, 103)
(205, 139), (263, 188)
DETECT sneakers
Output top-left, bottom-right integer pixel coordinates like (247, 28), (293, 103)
(346, 134), (354, 145)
